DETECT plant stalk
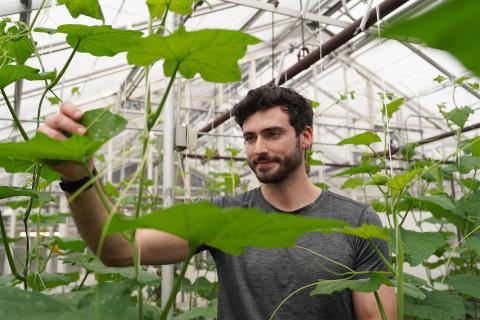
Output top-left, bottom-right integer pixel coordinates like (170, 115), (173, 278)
(160, 248), (195, 320)
(1, 89), (29, 141)
(0, 210), (26, 281)
(374, 290), (388, 320)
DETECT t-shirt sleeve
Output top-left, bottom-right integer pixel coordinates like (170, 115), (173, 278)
(352, 207), (390, 278)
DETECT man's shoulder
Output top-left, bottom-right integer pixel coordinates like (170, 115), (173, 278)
(320, 189), (381, 227)
(210, 188), (260, 209)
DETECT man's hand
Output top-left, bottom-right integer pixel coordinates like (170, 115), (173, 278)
(38, 102), (94, 180)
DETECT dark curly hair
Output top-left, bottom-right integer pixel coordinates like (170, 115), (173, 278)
(232, 85), (314, 135)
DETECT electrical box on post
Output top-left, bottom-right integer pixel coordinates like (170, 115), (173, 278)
(175, 126), (197, 152)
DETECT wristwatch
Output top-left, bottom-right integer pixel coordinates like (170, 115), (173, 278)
(59, 167), (98, 193)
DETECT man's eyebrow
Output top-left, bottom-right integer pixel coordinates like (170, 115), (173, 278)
(243, 126), (286, 137)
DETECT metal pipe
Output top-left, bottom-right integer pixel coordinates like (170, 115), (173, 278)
(198, 0), (411, 135)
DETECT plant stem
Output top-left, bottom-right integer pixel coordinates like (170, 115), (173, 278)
(160, 248), (195, 320)
(367, 238), (395, 274)
(78, 271), (91, 290)
(0, 210), (26, 281)
(374, 290), (388, 320)
(29, 0), (47, 30)
(392, 197), (404, 320)
(37, 40), (80, 126)
(1, 89), (29, 141)
(147, 64), (179, 130)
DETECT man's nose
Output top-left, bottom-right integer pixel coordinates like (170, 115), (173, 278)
(253, 136), (268, 154)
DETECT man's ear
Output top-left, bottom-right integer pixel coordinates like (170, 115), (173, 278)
(300, 126), (313, 150)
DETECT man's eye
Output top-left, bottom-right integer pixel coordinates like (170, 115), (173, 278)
(267, 132), (281, 138)
(244, 136), (255, 143)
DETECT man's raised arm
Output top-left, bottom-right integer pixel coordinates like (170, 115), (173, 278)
(38, 102), (189, 266)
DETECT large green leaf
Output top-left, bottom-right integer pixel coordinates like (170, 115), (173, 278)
(389, 228), (446, 267)
(0, 64), (55, 89)
(127, 26), (261, 82)
(49, 237), (86, 253)
(409, 195), (466, 229)
(383, 0), (480, 78)
(327, 223), (389, 241)
(27, 272), (79, 291)
(333, 164), (381, 177)
(464, 236), (480, 255)
(0, 133), (103, 162)
(58, 0), (104, 21)
(106, 202), (348, 255)
(405, 290), (465, 320)
(387, 169), (421, 196)
(0, 109), (125, 162)
(173, 301), (217, 320)
(447, 107), (474, 129)
(80, 108), (128, 142)
(147, 0), (195, 18)
(0, 157), (59, 182)
(382, 98), (404, 119)
(337, 131), (381, 147)
(57, 24), (142, 57)
(6, 26), (35, 64)
(340, 177), (364, 190)
(62, 254), (160, 285)
(310, 272), (391, 296)
(0, 286), (74, 319)
(0, 186), (54, 202)
(447, 275), (480, 299)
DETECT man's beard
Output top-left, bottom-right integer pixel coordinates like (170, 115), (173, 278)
(248, 138), (303, 184)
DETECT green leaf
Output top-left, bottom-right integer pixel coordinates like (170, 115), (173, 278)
(405, 290), (465, 320)
(314, 182), (330, 190)
(147, 0), (195, 18)
(311, 100), (320, 108)
(62, 254), (159, 284)
(383, 0), (480, 78)
(306, 150), (324, 166)
(409, 195), (466, 229)
(29, 212), (69, 227)
(327, 223), (389, 240)
(0, 274), (17, 286)
(6, 26), (35, 64)
(470, 137), (480, 157)
(340, 177), (364, 190)
(0, 64), (55, 89)
(389, 228), (446, 266)
(0, 286), (74, 319)
(433, 75), (446, 83)
(400, 143), (418, 161)
(27, 272), (79, 291)
(365, 172), (389, 186)
(382, 98), (404, 119)
(464, 236), (480, 255)
(333, 164), (381, 177)
(390, 279), (426, 300)
(0, 133), (103, 162)
(0, 186), (54, 202)
(48, 96), (61, 105)
(457, 155), (480, 173)
(0, 157), (59, 182)
(106, 202), (348, 255)
(80, 108), (128, 142)
(337, 131), (381, 147)
(455, 76), (468, 85)
(173, 301), (217, 320)
(50, 237), (86, 253)
(387, 169), (421, 196)
(446, 106), (474, 129)
(446, 275), (480, 298)
(56, 24), (142, 57)
(58, 0), (104, 21)
(310, 272), (391, 296)
(127, 26), (261, 82)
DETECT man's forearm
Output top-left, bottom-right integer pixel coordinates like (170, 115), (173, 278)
(67, 185), (134, 266)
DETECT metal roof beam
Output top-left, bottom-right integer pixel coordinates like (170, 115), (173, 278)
(222, 0), (350, 28)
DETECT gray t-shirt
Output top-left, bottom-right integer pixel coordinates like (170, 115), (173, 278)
(206, 187), (388, 320)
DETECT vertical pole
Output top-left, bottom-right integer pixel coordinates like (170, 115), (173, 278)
(161, 14), (177, 320)
(57, 196), (69, 273)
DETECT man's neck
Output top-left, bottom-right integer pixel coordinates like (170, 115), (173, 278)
(260, 168), (321, 212)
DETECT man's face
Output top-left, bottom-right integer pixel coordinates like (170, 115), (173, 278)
(242, 106), (304, 184)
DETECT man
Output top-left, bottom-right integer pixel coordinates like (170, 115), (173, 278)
(39, 85), (396, 319)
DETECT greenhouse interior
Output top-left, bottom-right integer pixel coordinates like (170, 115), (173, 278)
(0, 0), (479, 319)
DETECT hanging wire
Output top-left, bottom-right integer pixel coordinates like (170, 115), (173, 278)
(297, 0), (310, 60)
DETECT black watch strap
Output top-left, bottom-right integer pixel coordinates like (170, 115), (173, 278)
(59, 167), (98, 194)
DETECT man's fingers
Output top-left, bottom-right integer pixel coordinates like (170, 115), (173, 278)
(44, 113), (87, 135)
(60, 101), (83, 121)
(37, 124), (68, 141)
